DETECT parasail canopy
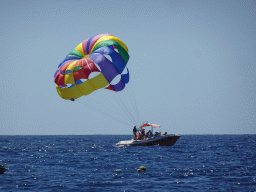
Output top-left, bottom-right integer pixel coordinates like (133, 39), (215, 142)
(54, 34), (129, 101)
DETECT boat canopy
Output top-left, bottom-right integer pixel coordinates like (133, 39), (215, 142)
(151, 124), (161, 128)
(140, 123), (161, 128)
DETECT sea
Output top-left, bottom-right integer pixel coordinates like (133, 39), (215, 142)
(0, 135), (255, 192)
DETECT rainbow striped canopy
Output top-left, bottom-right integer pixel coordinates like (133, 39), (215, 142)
(54, 34), (129, 101)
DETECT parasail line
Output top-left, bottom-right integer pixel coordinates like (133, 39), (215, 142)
(118, 90), (140, 127)
(75, 100), (133, 127)
(110, 91), (138, 126)
(114, 92), (139, 126)
(125, 84), (140, 126)
(128, 81), (141, 126)
(117, 85), (141, 126)
(89, 90), (136, 125)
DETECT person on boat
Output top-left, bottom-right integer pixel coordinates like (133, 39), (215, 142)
(133, 126), (137, 135)
(137, 132), (141, 140)
(141, 128), (145, 137)
(163, 132), (167, 135)
(133, 126), (137, 139)
(145, 131), (149, 139)
(148, 130), (153, 138)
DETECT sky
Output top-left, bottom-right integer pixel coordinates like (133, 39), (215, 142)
(0, 0), (255, 135)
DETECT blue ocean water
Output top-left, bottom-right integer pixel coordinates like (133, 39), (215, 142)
(0, 135), (255, 192)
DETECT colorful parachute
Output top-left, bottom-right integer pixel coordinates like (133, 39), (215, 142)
(54, 34), (129, 100)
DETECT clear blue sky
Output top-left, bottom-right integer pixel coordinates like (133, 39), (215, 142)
(0, 0), (255, 135)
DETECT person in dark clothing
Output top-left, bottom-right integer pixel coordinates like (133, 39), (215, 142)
(145, 131), (149, 139)
(133, 126), (137, 136)
(148, 130), (153, 138)
(133, 126), (137, 140)
(141, 128), (145, 140)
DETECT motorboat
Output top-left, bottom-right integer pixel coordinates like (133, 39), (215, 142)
(116, 122), (181, 146)
(116, 134), (181, 146)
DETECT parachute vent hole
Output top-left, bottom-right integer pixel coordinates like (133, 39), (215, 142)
(103, 54), (112, 62)
(114, 48), (119, 54)
(66, 84), (75, 88)
(80, 79), (87, 83)
(88, 72), (101, 79)
(110, 74), (122, 85)
(121, 67), (128, 75)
